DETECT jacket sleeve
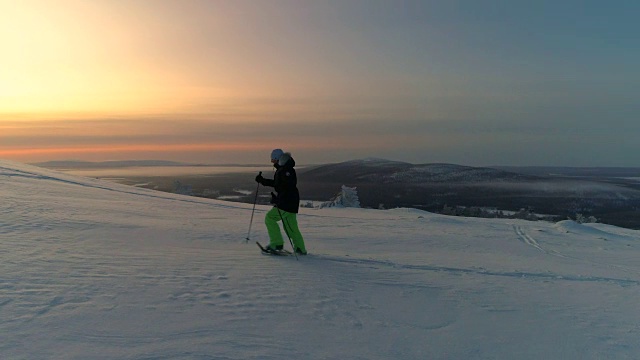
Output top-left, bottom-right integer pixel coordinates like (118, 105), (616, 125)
(260, 178), (275, 187)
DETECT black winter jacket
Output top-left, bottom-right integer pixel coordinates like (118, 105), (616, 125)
(259, 153), (300, 213)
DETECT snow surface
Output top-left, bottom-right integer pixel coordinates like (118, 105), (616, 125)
(1, 160), (640, 359)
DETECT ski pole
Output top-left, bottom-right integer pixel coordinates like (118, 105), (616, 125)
(276, 207), (298, 260)
(245, 171), (261, 243)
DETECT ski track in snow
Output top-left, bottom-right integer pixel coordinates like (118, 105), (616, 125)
(513, 223), (640, 278)
(513, 224), (567, 258)
(315, 253), (640, 287)
(514, 224), (547, 253)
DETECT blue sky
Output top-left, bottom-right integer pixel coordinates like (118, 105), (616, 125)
(1, 0), (638, 166)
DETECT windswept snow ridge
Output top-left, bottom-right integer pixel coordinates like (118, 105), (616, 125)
(1, 160), (639, 359)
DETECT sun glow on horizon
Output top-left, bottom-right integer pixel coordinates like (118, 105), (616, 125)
(0, 143), (266, 156)
(0, 1), (248, 118)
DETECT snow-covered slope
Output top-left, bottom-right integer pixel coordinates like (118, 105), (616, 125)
(1, 160), (639, 359)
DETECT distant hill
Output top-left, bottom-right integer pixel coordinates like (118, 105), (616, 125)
(295, 159), (640, 229)
(300, 158), (535, 183)
(37, 157), (640, 229)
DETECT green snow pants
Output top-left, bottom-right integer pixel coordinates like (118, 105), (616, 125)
(265, 207), (306, 252)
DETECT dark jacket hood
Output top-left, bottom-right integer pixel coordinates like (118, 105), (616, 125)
(276, 152), (295, 168)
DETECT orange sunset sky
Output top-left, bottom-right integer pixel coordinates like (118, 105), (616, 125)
(1, 0), (638, 166)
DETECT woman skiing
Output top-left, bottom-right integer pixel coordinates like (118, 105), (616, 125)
(255, 149), (307, 255)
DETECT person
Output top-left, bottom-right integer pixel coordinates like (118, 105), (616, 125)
(255, 149), (307, 255)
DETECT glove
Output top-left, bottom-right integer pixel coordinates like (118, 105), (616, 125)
(270, 192), (277, 205)
(255, 173), (264, 184)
